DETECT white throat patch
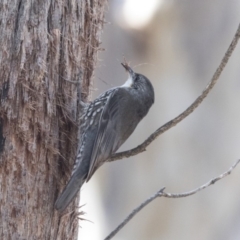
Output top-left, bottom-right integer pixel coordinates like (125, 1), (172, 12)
(121, 76), (133, 88)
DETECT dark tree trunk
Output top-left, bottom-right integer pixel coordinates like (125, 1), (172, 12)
(0, 1), (106, 239)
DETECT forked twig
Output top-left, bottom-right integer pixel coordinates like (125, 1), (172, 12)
(104, 159), (240, 240)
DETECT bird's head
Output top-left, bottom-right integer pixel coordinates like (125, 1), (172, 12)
(121, 63), (154, 104)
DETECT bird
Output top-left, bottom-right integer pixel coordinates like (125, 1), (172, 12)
(55, 63), (154, 212)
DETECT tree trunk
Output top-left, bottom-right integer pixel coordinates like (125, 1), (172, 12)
(0, 0), (106, 239)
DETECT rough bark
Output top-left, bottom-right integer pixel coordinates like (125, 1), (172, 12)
(0, 0), (106, 239)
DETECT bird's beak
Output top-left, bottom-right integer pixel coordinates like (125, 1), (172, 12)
(121, 63), (135, 77)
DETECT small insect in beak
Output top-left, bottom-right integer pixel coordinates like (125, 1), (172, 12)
(121, 63), (135, 88)
(121, 63), (135, 77)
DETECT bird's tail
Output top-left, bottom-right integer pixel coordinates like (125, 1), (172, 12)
(55, 173), (85, 212)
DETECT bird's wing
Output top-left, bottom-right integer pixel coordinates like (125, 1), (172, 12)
(86, 88), (126, 181)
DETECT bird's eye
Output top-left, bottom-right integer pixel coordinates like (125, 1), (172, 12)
(134, 75), (139, 83)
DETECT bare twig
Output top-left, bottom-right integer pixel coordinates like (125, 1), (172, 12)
(104, 188), (166, 240)
(104, 159), (240, 240)
(109, 23), (240, 162)
(162, 159), (240, 198)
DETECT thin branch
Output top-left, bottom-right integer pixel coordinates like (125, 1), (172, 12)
(104, 188), (166, 240)
(104, 159), (240, 240)
(109, 23), (240, 162)
(162, 159), (240, 198)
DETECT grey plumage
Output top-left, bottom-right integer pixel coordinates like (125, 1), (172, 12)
(55, 64), (154, 212)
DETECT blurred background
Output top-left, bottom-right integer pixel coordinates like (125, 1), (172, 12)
(79, 0), (240, 239)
